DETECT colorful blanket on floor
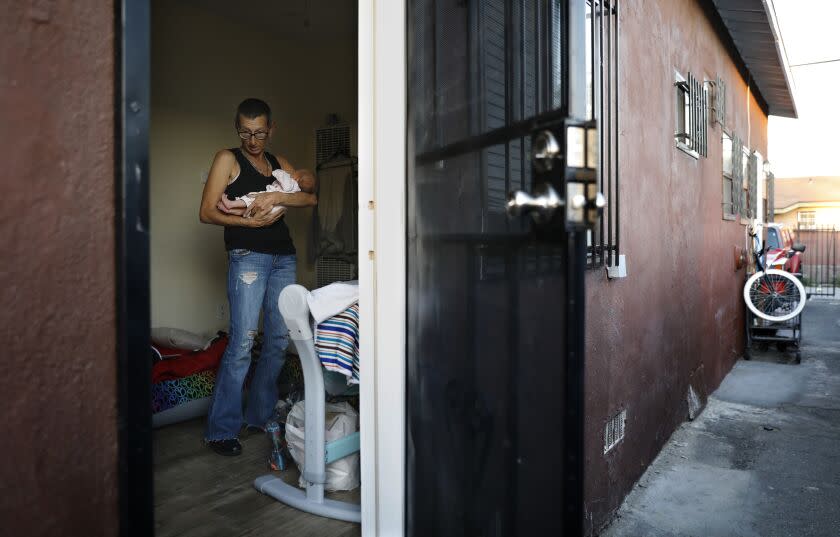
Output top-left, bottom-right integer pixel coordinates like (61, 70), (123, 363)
(152, 369), (216, 414)
(151, 334), (227, 384)
(314, 303), (360, 384)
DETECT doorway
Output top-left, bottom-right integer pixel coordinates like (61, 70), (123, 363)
(147, 1), (361, 535)
(119, 1), (591, 535)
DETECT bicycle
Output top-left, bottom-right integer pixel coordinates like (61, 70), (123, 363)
(743, 228), (806, 323)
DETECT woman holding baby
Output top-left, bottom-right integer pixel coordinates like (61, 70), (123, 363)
(198, 98), (317, 457)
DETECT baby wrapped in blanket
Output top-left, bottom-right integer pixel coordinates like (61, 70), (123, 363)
(217, 168), (301, 215)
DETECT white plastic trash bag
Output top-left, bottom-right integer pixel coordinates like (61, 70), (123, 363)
(285, 401), (360, 491)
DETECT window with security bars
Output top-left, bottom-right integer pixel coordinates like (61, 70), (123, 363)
(725, 133), (752, 222)
(740, 147), (757, 221)
(750, 151), (761, 220)
(674, 71), (708, 158)
(722, 132), (736, 219)
(585, 0), (620, 269)
(798, 210), (817, 230)
(710, 75), (726, 129)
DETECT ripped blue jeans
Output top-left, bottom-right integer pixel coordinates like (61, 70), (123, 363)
(205, 250), (296, 441)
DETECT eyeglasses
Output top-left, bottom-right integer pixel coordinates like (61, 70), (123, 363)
(237, 130), (269, 141)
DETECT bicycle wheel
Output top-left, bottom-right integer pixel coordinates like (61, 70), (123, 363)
(743, 269), (807, 322)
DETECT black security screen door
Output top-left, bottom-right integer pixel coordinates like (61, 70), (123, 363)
(407, 1), (592, 536)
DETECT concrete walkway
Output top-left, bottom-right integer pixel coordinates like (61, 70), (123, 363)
(601, 298), (840, 537)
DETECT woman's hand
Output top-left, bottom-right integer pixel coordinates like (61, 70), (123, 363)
(244, 192), (279, 218)
(245, 206), (286, 227)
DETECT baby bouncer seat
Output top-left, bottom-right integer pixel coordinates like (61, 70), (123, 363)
(253, 284), (361, 523)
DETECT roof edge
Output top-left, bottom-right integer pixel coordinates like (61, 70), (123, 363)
(699, 0), (770, 117)
(702, 0), (798, 119)
(762, 0), (798, 118)
(774, 201), (840, 215)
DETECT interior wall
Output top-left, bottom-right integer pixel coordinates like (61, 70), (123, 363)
(0, 2), (118, 535)
(583, 0), (769, 532)
(151, 0), (357, 335)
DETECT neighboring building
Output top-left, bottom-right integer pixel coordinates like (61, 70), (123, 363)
(1, 0), (796, 536)
(773, 177), (840, 288)
(773, 176), (840, 229)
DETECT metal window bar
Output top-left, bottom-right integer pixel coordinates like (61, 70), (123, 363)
(674, 78), (689, 145)
(691, 75), (697, 153)
(766, 172), (774, 222)
(690, 73), (697, 153)
(698, 78), (709, 157)
(586, 0), (619, 268)
(731, 135), (742, 217)
(685, 73), (708, 157)
(744, 150), (750, 219)
(693, 75), (698, 152)
(712, 76), (726, 129)
(722, 131), (735, 218)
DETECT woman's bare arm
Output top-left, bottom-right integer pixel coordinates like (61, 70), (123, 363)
(245, 191), (317, 218)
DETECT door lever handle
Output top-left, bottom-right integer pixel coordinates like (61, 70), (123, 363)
(506, 185), (564, 221)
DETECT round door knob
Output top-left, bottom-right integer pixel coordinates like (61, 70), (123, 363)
(506, 184), (564, 221)
(571, 194), (586, 209)
(532, 130), (561, 172)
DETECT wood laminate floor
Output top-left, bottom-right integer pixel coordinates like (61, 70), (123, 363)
(154, 418), (361, 537)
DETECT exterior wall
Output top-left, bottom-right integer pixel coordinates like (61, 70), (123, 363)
(583, 0), (768, 531)
(776, 205), (840, 229)
(0, 2), (119, 536)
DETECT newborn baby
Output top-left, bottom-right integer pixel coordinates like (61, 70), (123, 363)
(218, 169), (301, 216)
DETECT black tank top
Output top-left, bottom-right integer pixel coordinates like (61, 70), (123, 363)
(223, 148), (296, 255)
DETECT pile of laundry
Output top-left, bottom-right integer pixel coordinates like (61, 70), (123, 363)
(150, 328), (227, 428)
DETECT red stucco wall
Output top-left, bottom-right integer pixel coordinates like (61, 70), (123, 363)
(0, 2), (118, 536)
(583, 0), (769, 531)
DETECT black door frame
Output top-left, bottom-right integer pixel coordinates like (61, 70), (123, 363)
(115, 0), (154, 536)
(566, 1), (587, 533)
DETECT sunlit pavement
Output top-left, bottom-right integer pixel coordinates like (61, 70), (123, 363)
(600, 298), (840, 537)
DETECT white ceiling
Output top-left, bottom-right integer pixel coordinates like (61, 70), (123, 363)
(178, 0), (357, 40)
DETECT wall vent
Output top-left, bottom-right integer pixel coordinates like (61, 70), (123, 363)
(316, 256), (355, 288)
(315, 122), (351, 165)
(604, 409), (627, 454)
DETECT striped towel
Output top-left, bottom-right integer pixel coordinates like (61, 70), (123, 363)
(314, 303), (360, 384)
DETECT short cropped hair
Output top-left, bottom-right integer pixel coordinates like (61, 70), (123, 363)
(235, 98), (272, 127)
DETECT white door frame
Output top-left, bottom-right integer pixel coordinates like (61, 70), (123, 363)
(358, 1), (407, 535)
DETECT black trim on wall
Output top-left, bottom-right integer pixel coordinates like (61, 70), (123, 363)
(565, 0), (586, 532)
(116, 1), (154, 535)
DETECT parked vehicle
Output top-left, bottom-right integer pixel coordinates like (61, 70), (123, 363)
(764, 223), (804, 276)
